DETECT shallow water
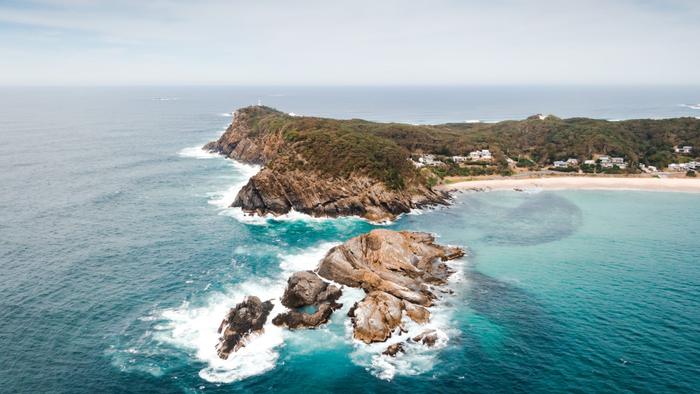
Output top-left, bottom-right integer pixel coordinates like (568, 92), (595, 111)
(1, 87), (699, 393)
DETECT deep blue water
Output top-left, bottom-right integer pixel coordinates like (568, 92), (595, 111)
(1, 87), (699, 393)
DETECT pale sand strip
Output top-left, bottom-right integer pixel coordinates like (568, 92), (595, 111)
(438, 176), (700, 193)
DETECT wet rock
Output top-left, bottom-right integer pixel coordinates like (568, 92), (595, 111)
(412, 329), (439, 347)
(216, 296), (274, 359)
(272, 271), (343, 329)
(272, 304), (334, 329)
(382, 342), (405, 357)
(281, 271), (341, 308)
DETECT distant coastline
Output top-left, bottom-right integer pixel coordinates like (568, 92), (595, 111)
(438, 174), (700, 193)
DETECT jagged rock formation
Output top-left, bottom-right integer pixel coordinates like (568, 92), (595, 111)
(216, 296), (274, 359)
(272, 271), (343, 329)
(232, 168), (446, 222)
(412, 329), (439, 347)
(215, 230), (463, 359)
(317, 230), (463, 306)
(204, 106), (448, 222)
(382, 342), (405, 357)
(317, 229), (464, 343)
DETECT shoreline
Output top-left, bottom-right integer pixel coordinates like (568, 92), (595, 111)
(437, 176), (700, 193)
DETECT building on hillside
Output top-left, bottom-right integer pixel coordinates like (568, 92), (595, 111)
(553, 161), (568, 168)
(418, 154), (441, 166)
(584, 159), (596, 165)
(566, 158), (579, 166)
(452, 155), (469, 163)
(674, 146), (693, 154)
(668, 163), (690, 171)
(468, 149), (493, 161)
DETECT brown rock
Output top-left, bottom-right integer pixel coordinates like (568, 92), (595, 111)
(348, 291), (405, 343)
(403, 302), (430, 324)
(317, 229), (464, 306)
(272, 271), (343, 329)
(204, 106), (449, 222)
(412, 330), (439, 347)
(216, 296), (274, 359)
(280, 271), (329, 308)
(271, 304), (334, 329)
(382, 342), (405, 357)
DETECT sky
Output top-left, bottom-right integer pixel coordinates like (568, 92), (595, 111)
(0, 0), (698, 86)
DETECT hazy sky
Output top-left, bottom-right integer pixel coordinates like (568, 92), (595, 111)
(1, 0), (698, 86)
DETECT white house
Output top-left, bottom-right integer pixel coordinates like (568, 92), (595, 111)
(668, 163), (690, 171)
(584, 159), (596, 165)
(418, 154), (440, 166)
(566, 158), (579, 166)
(452, 155), (469, 163)
(553, 161), (568, 168)
(468, 149), (493, 161)
(674, 146), (693, 154)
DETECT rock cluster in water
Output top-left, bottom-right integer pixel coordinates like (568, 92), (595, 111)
(215, 229), (464, 358)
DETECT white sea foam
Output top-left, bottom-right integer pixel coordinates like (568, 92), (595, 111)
(464, 119), (481, 123)
(278, 242), (338, 272)
(221, 206), (371, 226)
(154, 242), (338, 383)
(178, 146), (220, 159)
(156, 280), (286, 383)
(206, 160), (261, 209)
(680, 103), (700, 110)
(220, 112), (234, 117)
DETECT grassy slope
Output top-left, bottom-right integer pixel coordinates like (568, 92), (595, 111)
(242, 107), (700, 189)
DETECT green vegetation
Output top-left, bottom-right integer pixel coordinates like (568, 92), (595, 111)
(239, 106), (700, 189)
(516, 158), (537, 169)
(687, 170), (697, 177)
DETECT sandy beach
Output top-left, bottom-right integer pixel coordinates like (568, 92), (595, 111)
(438, 176), (700, 193)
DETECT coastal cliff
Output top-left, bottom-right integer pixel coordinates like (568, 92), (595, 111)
(206, 106), (700, 221)
(205, 106), (447, 221)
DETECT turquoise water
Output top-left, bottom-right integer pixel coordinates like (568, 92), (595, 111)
(1, 87), (699, 393)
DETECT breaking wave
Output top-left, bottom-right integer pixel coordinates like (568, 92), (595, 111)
(134, 242), (340, 383)
(178, 146), (220, 159)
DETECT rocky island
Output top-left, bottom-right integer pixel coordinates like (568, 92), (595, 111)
(215, 229), (464, 358)
(206, 106), (700, 221)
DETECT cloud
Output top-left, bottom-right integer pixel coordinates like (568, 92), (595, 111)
(0, 0), (698, 85)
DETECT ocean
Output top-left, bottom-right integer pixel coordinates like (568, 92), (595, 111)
(1, 86), (699, 393)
